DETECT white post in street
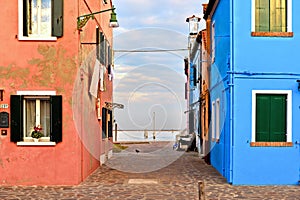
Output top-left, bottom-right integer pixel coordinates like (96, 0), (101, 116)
(153, 112), (156, 140)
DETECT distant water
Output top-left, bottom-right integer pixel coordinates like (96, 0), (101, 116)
(115, 130), (179, 142)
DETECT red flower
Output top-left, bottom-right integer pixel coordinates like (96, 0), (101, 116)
(34, 125), (42, 132)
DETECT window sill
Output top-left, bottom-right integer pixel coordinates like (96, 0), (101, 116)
(251, 32), (293, 37)
(18, 36), (57, 41)
(250, 142), (293, 147)
(17, 141), (56, 146)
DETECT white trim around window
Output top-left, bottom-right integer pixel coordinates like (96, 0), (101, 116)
(17, 91), (56, 95)
(216, 98), (220, 141)
(251, 0), (292, 32)
(18, 0), (57, 41)
(211, 101), (216, 140)
(251, 90), (292, 143)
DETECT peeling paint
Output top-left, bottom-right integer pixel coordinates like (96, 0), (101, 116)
(28, 45), (77, 95)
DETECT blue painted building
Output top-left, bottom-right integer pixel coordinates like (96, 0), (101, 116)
(204, 0), (300, 185)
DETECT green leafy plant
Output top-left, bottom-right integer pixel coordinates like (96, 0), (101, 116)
(31, 125), (43, 139)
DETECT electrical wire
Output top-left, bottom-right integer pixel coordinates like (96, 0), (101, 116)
(114, 49), (188, 53)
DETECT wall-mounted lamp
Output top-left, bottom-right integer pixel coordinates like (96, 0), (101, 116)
(296, 80), (300, 91)
(0, 89), (4, 101)
(77, 6), (119, 30)
(105, 102), (124, 110)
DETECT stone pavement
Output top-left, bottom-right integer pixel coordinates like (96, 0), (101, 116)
(0, 142), (300, 200)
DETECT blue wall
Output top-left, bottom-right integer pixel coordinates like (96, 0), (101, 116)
(208, 0), (300, 185)
(209, 0), (231, 181)
(230, 0), (300, 185)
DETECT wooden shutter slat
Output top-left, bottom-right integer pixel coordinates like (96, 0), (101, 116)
(50, 95), (62, 142)
(10, 95), (23, 142)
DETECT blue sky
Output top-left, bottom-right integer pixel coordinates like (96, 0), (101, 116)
(112, 0), (207, 130)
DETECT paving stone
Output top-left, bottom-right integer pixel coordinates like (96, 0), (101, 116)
(0, 142), (300, 199)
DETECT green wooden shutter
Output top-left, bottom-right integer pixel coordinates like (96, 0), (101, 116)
(269, 95), (286, 141)
(10, 95), (23, 142)
(102, 107), (107, 138)
(189, 111), (194, 133)
(50, 95), (62, 142)
(193, 65), (197, 86)
(108, 45), (112, 65)
(51, 0), (64, 37)
(23, 0), (30, 36)
(100, 32), (105, 65)
(108, 110), (113, 138)
(104, 40), (108, 66)
(96, 27), (100, 61)
(256, 94), (270, 142)
(270, 0), (287, 32)
(256, 0), (270, 32)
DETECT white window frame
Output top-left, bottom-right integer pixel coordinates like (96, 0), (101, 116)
(251, 90), (292, 143)
(251, 0), (292, 32)
(18, 0), (57, 41)
(16, 90), (56, 146)
(216, 98), (220, 141)
(211, 101), (216, 140)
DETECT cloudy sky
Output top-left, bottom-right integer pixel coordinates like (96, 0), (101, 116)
(112, 0), (207, 130)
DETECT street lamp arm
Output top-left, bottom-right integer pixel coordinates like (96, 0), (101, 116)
(77, 7), (115, 19)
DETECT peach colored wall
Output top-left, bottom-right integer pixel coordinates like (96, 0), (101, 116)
(0, 0), (114, 185)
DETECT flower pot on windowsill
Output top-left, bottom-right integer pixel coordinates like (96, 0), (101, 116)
(33, 138), (39, 142)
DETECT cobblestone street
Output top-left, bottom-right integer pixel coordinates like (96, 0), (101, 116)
(0, 142), (300, 199)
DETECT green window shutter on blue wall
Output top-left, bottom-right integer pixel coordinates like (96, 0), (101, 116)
(269, 95), (287, 141)
(256, 0), (270, 32)
(256, 95), (271, 141)
(256, 94), (287, 142)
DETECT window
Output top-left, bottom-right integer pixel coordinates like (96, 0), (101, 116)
(211, 101), (215, 140)
(18, 0), (63, 40)
(99, 32), (107, 65)
(10, 93), (62, 144)
(211, 99), (220, 142)
(252, 0), (293, 36)
(215, 99), (220, 141)
(102, 107), (112, 139)
(251, 90), (292, 146)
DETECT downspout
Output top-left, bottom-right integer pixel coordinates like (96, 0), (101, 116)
(229, 0), (234, 184)
(77, 0), (84, 183)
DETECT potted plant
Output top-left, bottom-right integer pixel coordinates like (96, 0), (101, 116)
(31, 125), (43, 142)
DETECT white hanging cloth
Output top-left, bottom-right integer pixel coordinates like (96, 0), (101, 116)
(100, 63), (105, 91)
(89, 59), (100, 98)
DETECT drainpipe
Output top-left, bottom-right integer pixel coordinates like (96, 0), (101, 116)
(229, 0), (234, 184)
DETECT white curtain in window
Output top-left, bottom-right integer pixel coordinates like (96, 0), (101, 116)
(26, 100), (36, 137)
(40, 100), (50, 137)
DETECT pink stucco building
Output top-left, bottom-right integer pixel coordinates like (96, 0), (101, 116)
(0, 0), (116, 185)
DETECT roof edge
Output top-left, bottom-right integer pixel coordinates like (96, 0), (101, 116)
(203, 0), (216, 20)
